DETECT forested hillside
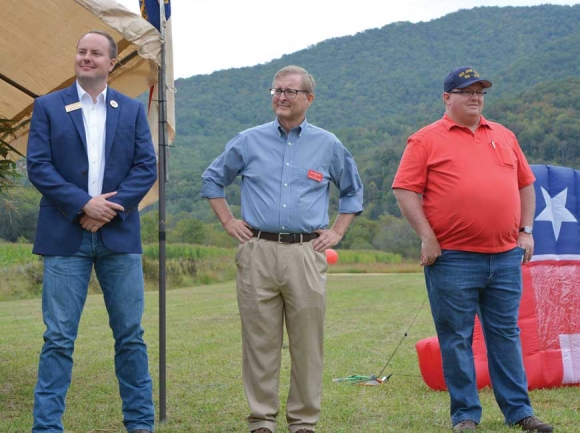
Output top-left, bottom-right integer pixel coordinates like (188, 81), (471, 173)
(3, 4), (580, 256)
(168, 4), (580, 218)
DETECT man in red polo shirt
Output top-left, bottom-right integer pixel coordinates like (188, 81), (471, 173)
(392, 66), (552, 433)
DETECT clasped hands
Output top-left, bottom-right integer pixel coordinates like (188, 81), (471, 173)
(79, 191), (124, 232)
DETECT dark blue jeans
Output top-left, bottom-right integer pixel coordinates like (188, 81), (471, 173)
(32, 231), (154, 432)
(424, 247), (534, 426)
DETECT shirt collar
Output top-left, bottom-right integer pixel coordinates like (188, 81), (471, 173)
(76, 81), (107, 104)
(442, 113), (492, 131)
(274, 118), (308, 137)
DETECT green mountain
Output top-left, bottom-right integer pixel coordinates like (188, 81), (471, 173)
(3, 4), (580, 253)
(167, 4), (580, 221)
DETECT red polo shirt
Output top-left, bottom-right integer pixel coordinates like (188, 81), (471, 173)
(392, 114), (535, 253)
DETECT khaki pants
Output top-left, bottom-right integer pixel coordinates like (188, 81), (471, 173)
(236, 237), (327, 433)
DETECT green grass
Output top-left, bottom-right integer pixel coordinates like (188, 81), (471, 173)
(1, 274), (576, 432)
(0, 242), (32, 266)
(0, 242), (421, 302)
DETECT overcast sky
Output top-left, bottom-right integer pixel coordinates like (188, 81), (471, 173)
(116, 0), (579, 79)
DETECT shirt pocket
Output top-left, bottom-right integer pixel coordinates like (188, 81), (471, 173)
(292, 166), (329, 195)
(491, 141), (516, 168)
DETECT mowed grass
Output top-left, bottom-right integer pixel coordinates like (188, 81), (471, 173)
(1, 274), (577, 432)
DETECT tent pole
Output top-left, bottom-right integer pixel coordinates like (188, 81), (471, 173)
(157, 0), (168, 423)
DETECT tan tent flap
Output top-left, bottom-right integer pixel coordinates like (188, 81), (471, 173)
(1, 0), (162, 156)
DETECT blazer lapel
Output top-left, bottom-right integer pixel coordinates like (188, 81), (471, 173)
(62, 84), (87, 151)
(105, 89), (120, 161)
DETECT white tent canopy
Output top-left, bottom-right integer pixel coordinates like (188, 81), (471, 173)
(1, 0), (162, 157)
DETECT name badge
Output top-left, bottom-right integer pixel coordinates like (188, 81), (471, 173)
(65, 102), (82, 112)
(307, 169), (323, 182)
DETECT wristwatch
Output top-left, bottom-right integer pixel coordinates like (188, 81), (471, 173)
(519, 226), (533, 234)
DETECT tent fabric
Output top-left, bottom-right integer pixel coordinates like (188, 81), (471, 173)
(416, 164), (580, 391)
(139, 0), (176, 209)
(1, 0), (162, 158)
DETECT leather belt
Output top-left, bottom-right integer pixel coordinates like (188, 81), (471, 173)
(251, 229), (319, 244)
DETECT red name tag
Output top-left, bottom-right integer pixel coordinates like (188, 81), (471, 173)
(307, 169), (323, 182)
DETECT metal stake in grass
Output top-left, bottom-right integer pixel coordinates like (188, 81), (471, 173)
(333, 295), (429, 386)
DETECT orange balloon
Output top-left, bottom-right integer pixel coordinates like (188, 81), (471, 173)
(325, 248), (338, 265)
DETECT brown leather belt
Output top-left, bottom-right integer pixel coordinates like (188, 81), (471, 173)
(251, 229), (319, 244)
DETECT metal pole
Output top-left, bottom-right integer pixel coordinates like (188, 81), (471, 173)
(157, 0), (168, 423)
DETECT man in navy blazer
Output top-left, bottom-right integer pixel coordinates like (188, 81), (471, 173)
(27, 30), (156, 433)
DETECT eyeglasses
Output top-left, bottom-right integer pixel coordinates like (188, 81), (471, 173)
(448, 90), (487, 97)
(269, 88), (309, 99)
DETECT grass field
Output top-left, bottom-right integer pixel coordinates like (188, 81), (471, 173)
(0, 274), (576, 432)
(0, 242), (415, 302)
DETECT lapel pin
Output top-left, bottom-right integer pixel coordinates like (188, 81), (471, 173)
(110, 100), (118, 108)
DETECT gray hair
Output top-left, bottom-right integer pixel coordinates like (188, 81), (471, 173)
(273, 65), (316, 94)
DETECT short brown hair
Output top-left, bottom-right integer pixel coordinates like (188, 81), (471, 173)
(78, 30), (118, 59)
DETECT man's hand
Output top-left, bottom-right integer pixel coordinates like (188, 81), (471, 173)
(518, 233), (534, 264)
(79, 215), (106, 233)
(223, 218), (253, 243)
(81, 192), (124, 223)
(420, 237), (441, 267)
(312, 228), (343, 252)
(207, 198), (253, 243)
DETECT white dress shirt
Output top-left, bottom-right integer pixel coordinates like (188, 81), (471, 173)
(77, 81), (107, 198)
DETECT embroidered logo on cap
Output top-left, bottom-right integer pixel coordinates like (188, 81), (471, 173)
(458, 68), (480, 80)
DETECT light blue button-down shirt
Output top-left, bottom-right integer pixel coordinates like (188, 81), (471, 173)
(201, 118), (363, 233)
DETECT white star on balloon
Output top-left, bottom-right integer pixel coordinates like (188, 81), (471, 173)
(535, 187), (577, 241)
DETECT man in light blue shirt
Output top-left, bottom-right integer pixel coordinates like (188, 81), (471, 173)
(201, 65), (363, 433)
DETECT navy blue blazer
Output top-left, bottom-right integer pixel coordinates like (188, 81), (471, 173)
(27, 84), (157, 256)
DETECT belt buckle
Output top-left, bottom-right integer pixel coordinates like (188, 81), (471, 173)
(278, 232), (290, 243)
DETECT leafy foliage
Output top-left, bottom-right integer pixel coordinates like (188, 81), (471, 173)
(0, 186), (40, 242)
(0, 117), (24, 198)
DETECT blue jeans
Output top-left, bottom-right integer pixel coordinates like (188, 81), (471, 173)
(32, 231), (154, 433)
(424, 247), (534, 426)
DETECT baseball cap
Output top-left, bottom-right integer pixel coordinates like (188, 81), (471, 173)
(444, 66), (492, 92)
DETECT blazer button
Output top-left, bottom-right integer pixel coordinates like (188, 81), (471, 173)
(81, 170), (88, 176)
